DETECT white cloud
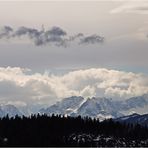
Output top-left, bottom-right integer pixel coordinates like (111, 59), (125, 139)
(110, 0), (148, 14)
(0, 67), (148, 108)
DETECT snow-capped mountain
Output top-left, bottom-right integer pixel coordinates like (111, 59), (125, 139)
(40, 96), (84, 115)
(72, 97), (123, 118)
(39, 96), (125, 119)
(0, 105), (23, 117)
(0, 95), (147, 119)
(114, 113), (148, 127)
(39, 95), (148, 120)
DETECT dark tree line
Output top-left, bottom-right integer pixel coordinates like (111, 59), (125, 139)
(0, 114), (147, 147)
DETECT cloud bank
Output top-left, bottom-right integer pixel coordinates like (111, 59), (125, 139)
(0, 26), (104, 47)
(0, 67), (148, 108)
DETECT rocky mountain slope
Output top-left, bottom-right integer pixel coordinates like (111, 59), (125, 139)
(39, 95), (148, 120)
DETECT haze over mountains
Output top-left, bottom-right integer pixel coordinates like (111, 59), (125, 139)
(0, 104), (22, 117)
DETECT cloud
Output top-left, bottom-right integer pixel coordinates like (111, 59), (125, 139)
(0, 26), (13, 39)
(0, 26), (104, 47)
(69, 33), (84, 40)
(110, 1), (148, 14)
(80, 34), (104, 44)
(46, 26), (67, 36)
(0, 67), (148, 109)
(14, 26), (39, 37)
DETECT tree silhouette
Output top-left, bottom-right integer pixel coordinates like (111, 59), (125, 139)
(0, 114), (147, 146)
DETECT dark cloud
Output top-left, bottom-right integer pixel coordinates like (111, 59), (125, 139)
(46, 26), (67, 36)
(0, 26), (104, 47)
(36, 27), (67, 47)
(80, 34), (104, 44)
(0, 26), (13, 39)
(14, 26), (41, 37)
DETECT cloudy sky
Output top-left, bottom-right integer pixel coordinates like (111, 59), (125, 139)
(0, 0), (148, 109)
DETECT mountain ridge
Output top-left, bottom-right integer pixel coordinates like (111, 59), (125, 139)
(39, 95), (148, 120)
(114, 113), (148, 127)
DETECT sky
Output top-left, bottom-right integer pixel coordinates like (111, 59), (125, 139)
(0, 0), (148, 110)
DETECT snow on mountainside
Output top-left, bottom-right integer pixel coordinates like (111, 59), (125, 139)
(39, 96), (85, 115)
(39, 95), (148, 120)
(0, 94), (147, 119)
(73, 97), (123, 118)
(0, 105), (23, 117)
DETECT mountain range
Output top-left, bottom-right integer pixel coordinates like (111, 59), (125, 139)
(39, 95), (148, 121)
(0, 95), (148, 124)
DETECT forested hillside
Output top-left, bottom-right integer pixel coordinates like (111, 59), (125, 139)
(0, 114), (148, 147)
